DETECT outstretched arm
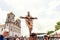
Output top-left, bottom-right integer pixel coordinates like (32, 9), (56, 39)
(20, 16), (26, 19)
(30, 17), (37, 19)
(20, 16), (30, 19)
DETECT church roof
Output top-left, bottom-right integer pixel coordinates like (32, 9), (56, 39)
(7, 12), (15, 16)
(0, 24), (5, 28)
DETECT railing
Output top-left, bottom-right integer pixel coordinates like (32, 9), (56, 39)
(6, 37), (27, 40)
(6, 37), (60, 40)
(48, 37), (60, 40)
(6, 37), (16, 40)
(36, 37), (60, 40)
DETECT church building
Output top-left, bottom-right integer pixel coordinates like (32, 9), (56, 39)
(0, 12), (21, 37)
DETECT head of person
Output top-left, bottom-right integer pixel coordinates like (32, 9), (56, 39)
(2, 29), (9, 38)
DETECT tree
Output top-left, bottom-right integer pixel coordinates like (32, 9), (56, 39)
(47, 31), (54, 35)
(55, 22), (60, 31)
(57, 22), (60, 25)
(47, 22), (60, 35)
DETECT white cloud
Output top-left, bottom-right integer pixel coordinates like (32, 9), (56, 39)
(0, 8), (10, 24)
(48, 0), (60, 9)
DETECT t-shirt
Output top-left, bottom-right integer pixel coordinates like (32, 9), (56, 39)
(0, 35), (7, 40)
(3, 38), (7, 40)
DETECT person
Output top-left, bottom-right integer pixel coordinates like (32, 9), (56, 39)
(0, 29), (9, 40)
(29, 33), (37, 40)
(44, 35), (48, 40)
(16, 37), (20, 40)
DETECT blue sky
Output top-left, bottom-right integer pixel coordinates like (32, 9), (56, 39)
(0, 0), (60, 37)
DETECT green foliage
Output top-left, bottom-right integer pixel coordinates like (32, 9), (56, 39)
(47, 22), (60, 35)
(47, 31), (54, 35)
(55, 22), (60, 31)
(55, 25), (60, 31)
(57, 22), (60, 25)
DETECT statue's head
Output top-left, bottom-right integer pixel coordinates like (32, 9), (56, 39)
(27, 11), (30, 16)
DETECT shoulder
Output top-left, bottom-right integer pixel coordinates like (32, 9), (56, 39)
(0, 35), (3, 37)
(0, 35), (3, 40)
(0, 35), (4, 39)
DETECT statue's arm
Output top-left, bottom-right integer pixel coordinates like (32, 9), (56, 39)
(30, 17), (37, 19)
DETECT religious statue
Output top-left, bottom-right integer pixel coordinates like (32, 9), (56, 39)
(20, 11), (37, 35)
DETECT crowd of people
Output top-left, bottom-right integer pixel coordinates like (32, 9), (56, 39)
(0, 29), (20, 40)
(0, 29), (45, 40)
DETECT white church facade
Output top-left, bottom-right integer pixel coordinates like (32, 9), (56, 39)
(0, 12), (21, 37)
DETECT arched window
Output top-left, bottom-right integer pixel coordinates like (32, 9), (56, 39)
(1, 28), (3, 32)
